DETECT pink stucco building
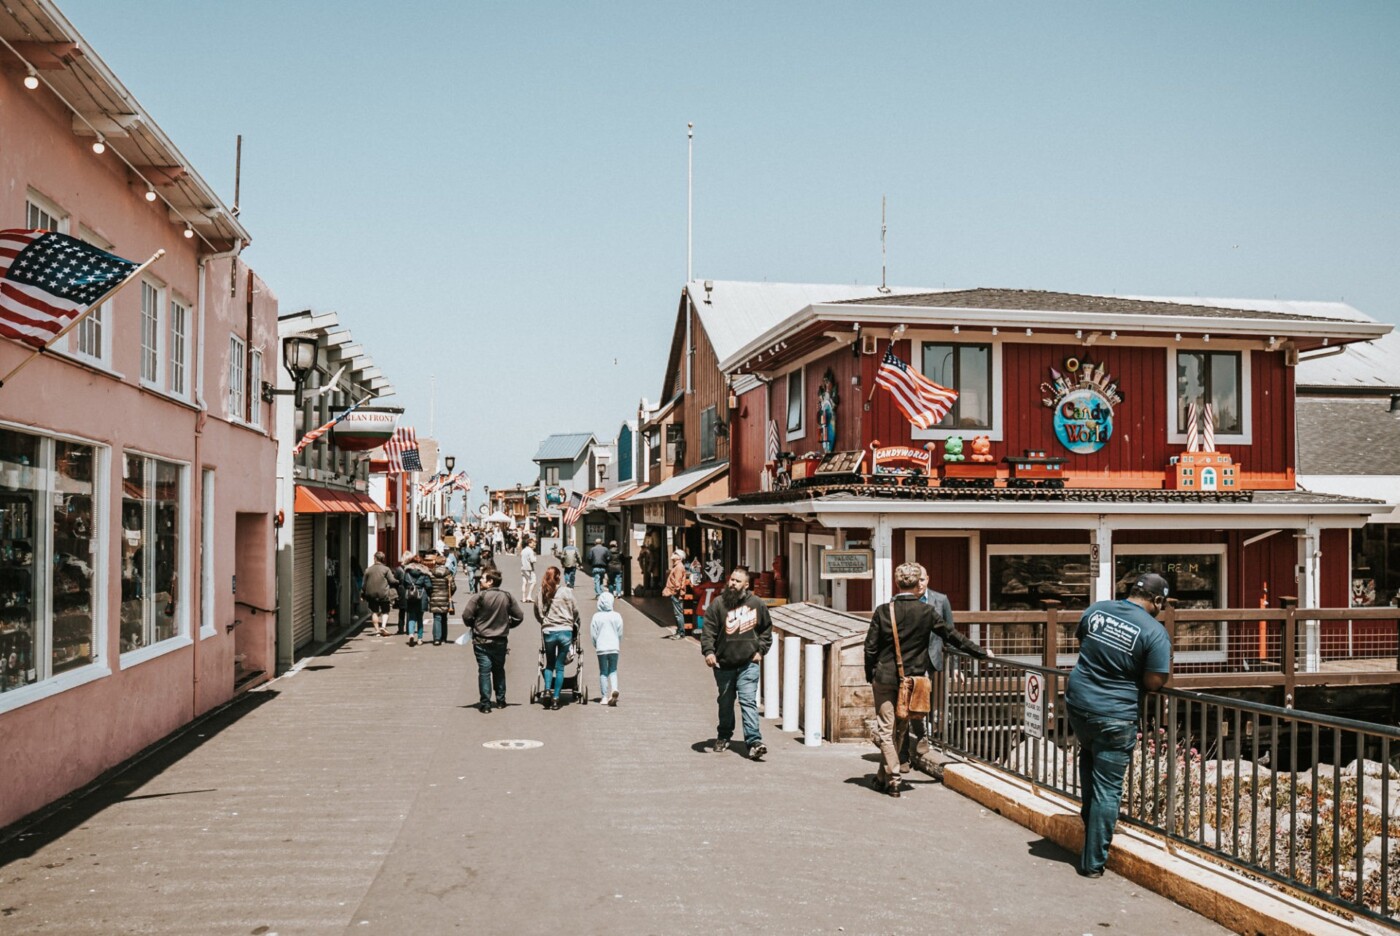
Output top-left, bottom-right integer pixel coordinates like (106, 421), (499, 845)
(0, 4), (277, 829)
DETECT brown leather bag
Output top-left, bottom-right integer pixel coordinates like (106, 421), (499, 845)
(891, 599), (933, 719)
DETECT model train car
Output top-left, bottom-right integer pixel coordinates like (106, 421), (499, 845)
(1003, 450), (1068, 489)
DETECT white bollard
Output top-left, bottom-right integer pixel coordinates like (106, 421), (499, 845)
(782, 636), (801, 733)
(804, 643), (823, 747)
(763, 637), (780, 719)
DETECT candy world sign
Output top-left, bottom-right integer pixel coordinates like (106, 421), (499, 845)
(1040, 358), (1123, 455)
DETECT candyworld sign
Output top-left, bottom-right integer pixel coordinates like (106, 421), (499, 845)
(1040, 358), (1123, 455)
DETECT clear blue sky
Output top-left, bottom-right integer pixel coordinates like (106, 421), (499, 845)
(62, 1), (1400, 507)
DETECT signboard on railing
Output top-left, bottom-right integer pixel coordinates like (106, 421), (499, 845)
(820, 549), (874, 580)
(1024, 672), (1045, 739)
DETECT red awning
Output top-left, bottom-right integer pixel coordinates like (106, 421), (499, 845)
(296, 485), (368, 514)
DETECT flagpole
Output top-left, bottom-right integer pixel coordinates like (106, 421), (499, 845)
(0, 248), (165, 389)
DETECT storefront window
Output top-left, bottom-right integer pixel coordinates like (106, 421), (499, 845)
(1351, 525), (1400, 607)
(1176, 351), (1242, 435)
(1, 427), (102, 695)
(987, 549), (1092, 611)
(121, 453), (185, 653)
(1115, 548), (1225, 660)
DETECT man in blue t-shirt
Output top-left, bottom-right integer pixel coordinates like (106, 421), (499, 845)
(1065, 572), (1173, 879)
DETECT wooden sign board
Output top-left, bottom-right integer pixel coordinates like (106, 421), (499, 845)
(821, 549), (874, 580)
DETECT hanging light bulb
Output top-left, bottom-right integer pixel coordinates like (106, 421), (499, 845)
(144, 184), (157, 203)
(23, 68), (39, 90)
(91, 134), (106, 155)
(183, 223), (194, 239)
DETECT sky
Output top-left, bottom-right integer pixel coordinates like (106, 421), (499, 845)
(59, 1), (1400, 512)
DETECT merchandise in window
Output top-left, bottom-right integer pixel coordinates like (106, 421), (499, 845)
(121, 454), (184, 653)
(0, 427), (101, 694)
(1115, 551), (1225, 658)
(921, 343), (991, 429)
(1176, 351), (1242, 435)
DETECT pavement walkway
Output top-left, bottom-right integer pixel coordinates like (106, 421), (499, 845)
(0, 553), (1228, 936)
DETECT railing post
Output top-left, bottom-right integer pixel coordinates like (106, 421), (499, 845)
(1282, 604), (1297, 708)
(1042, 600), (1061, 670)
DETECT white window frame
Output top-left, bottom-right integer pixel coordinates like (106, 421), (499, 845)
(744, 530), (762, 571)
(788, 532), (807, 603)
(25, 189), (69, 233)
(228, 335), (246, 421)
(785, 368), (805, 442)
(1166, 345), (1252, 446)
(1113, 543), (1229, 663)
(168, 297), (190, 399)
(200, 469), (216, 639)
(0, 422), (110, 715)
(119, 452), (193, 667)
(805, 532), (835, 606)
(545, 466), (559, 485)
(139, 279), (164, 387)
(249, 349), (264, 428)
(912, 338), (1005, 442)
(72, 226), (112, 365)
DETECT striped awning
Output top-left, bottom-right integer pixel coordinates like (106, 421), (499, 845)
(294, 485), (384, 514)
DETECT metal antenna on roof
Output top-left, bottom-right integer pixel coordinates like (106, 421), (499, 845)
(687, 122), (694, 283)
(878, 196), (891, 294)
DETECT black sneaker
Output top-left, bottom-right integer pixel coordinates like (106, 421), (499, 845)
(710, 738), (729, 754)
(747, 742), (767, 761)
(1077, 867), (1104, 879)
(478, 702), (492, 713)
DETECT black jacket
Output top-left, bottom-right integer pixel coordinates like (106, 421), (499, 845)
(700, 592), (773, 669)
(461, 587), (525, 641)
(587, 544), (610, 570)
(865, 594), (984, 685)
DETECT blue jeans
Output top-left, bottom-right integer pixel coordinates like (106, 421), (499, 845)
(563, 567), (577, 587)
(543, 630), (573, 699)
(670, 596), (685, 635)
(474, 639), (507, 704)
(592, 568), (607, 596)
(1068, 704), (1139, 874)
(611, 571), (623, 596)
(597, 651), (618, 697)
(432, 612), (448, 644)
(466, 568), (479, 593)
(713, 661), (762, 746)
(406, 607), (424, 640)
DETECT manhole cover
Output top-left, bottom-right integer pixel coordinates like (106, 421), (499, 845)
(482, 739), (543, 750)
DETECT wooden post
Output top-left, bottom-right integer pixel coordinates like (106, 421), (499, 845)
(1042, 600), (1060, 670)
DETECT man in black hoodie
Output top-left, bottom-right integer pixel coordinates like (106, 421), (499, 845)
(700, 566), (773, 760)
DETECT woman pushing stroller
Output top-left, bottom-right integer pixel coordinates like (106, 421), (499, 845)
(534, 566), (580, 709)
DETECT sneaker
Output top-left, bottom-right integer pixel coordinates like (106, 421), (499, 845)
(710, 738), (729, 754)
(609, 690), (619, 707)
(478, 702), (492, 713)
(1077, 867), (1104, 879)
(747, 742), (767, 761)
(668, 633), (684, 640)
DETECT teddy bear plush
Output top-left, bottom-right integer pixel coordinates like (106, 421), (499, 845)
(970, 435), (995, 462)
(943, 435), (966, 462)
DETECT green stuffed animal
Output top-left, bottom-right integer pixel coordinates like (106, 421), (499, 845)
(944, 435), (966, 462)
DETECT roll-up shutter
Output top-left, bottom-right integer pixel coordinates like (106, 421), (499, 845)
(292, 515), (315, 649)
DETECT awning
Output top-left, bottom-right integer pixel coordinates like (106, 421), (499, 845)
(627, 462), (728, 505)
(295, 485), (384, 514)
(590, 482), (639, 512)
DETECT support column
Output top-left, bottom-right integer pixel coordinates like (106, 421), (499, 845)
(803, 643), (823, 746)
(782, 635), (801, 732)
(312, 514), (328, 643)
(873, 515), (893, 608)
(763, 637), (780, 719)
(831, 528), (848, 612)
(1091, 515), (1114, 604)
(1300, 518), (1321, 673)
(338, 516), (353, 630)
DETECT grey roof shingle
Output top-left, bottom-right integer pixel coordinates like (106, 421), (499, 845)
(1297, 397), (1400, 476)
(533, 432), (596, 463)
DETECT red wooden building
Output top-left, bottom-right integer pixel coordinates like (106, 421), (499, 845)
(700, 288), (1392, 669)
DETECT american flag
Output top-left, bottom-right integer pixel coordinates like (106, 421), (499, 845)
(0, 229), (139, 349)
(563, 487), (604, 526)
(384, 427), (421, 473)
(876, 347), (959, 430)
(293, 397), (366, 456)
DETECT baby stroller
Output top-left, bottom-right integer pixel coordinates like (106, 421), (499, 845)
(531, 628), (589, 706)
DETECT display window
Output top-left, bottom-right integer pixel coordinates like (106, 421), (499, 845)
(1114, 545), (1226, 661)
(1352, 525), (1400, 608)
(986, 545), (1091, 662)
(0, 426), (103, 696)
(121, 453), (187, 654)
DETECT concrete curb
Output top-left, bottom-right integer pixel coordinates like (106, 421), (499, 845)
(941, 761), (1371, 936)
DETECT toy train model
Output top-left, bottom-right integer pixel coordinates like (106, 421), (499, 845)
(772, 446), (1068, 491)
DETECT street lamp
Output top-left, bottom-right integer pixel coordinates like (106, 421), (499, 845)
(445, 455), (456, 472)
(261, 334), (318, 406)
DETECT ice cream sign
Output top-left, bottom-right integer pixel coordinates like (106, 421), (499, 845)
(1041, 358), (1123, 455)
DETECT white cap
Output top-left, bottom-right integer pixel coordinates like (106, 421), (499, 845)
(672, 548), (686, 560)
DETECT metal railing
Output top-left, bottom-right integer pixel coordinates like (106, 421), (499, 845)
(932, 654), (1400, 927)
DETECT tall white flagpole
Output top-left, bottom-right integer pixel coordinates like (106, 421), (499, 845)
(687, 121), (694, 283)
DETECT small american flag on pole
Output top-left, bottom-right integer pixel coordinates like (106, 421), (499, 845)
(563, 488), (604, 526)
(384, 427), (421, 473)
(875, 347), (959, 430)
(0, 229), (140, 348)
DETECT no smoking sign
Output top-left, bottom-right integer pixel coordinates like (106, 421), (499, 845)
(1024, 673), (1046, 739)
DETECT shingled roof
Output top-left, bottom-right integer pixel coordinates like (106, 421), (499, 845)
(1297, 397), (1400, 476)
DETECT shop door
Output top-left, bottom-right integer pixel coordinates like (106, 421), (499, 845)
(292, 516), (315, 649)
(913, 535), (971, 611)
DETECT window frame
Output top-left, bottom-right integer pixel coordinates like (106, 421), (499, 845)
(168, 297), (190, 399)
(785, 368), (805, 441)
(71, 226), (113, 365)
(1113, 543), (1229, 663)
(699, 405), (717, 462)
(118, 451), (192, 666)
(1166, 346), (1252, 446)
(248, 348), (264, 428)
(139, 279), (164, 387)
(912, 338), (1004, 441)
(25, 189), (69, 234)
(227, 335), (246, 422)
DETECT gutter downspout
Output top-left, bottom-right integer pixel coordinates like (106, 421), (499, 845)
(192, 239), (243, 719)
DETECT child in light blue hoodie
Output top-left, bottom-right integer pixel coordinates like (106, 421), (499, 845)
(590, 591), (624, 706)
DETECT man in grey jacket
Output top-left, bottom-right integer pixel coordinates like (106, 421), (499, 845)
(460, 567), (525, 713)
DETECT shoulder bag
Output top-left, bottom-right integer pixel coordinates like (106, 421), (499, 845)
(892, 599), (933, 719)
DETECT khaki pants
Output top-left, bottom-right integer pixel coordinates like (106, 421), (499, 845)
(872, 682), (907, 782)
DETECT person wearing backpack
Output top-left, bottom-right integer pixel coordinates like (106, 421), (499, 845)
(428, 553), (457, 646)
(606, 540), (624, 597)
(590, 590), (624, 705)
(399, 551), (434, 647)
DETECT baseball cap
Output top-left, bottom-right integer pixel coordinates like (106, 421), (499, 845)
(1133, 573), (1170, 600)
(671, 548), (686, 560)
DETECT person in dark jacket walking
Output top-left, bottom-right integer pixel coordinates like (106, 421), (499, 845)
(901, 564), (957, 771)
(460, 567), (525, 712)
(866, 562), (988, 797)
(361, 551), (398, 637)
(606, 540), (624, 596)
(555, 542), (582, 588)
(461, 538), (483, 594)
(428, 554), (457, 645)
(399, 553), (434, 647)
(587, 538), (610, 599)
(699, 567), (773, 760)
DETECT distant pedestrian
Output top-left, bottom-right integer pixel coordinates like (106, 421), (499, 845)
(520, 537), (538, 602)
(534, 566), (579, 710)
(445, 549), (458, 576)
(587, 537), (610, 598)
(399, 552), (433, 647)
(1067, 573), (1173, 878)
(700, 566), (772, 760)
(492, 526), (505, 555)
(460, 567), (525, 713)
(361, 551), (398, 637)
(428, 554), (457, 645)
(607, 540), (624, 596)
(663, 548), (688, 639)
(462, 538), (483, 594)
(590, 590), (624, 706)
(555, 541), (582, 588)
